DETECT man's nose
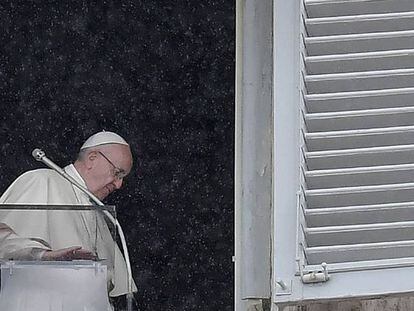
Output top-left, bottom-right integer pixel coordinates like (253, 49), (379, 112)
(114, 178), (123, 189)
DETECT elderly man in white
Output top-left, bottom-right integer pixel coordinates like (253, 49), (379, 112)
(0, 131), (136, 310)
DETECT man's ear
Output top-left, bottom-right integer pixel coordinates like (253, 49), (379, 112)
(86, 151), (98, 169)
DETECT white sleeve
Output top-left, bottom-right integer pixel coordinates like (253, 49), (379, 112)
(0, 223), (51, 260)
(0, 170), (54, 260)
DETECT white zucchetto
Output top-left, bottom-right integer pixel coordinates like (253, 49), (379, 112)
(80, 131), (129, 150)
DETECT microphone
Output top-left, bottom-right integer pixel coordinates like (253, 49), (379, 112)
(32, 148), (45, 161)
(32, 149), (70, 179)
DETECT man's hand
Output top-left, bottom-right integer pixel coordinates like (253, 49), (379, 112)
(41, 246), (96, 261)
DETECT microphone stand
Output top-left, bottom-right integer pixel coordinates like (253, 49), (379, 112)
(32, 148), (135, 310)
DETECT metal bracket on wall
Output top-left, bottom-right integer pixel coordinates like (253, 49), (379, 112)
(275, 278), (292, 296)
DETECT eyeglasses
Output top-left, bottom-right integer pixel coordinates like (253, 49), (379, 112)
(98, 151), (128, 179)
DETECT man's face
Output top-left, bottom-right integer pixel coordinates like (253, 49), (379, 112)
(83, 144), (133, 200)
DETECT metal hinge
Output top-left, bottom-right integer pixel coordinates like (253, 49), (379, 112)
(298, 259), (330, 284)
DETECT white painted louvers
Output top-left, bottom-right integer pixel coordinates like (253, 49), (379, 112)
(299, 0), (414, 275)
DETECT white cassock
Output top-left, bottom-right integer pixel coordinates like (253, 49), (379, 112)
(0, 164), (136, 305)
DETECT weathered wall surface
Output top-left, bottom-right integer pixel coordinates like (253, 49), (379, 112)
(280, 297), (414, 311)
(307, 297), (414, 311)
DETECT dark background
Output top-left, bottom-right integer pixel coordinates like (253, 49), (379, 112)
(0, 1), (234, 310)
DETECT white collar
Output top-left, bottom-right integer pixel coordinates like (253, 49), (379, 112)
(64, 164), (87, 187)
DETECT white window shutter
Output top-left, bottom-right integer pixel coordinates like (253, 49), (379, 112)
(273, 0), (414, 306)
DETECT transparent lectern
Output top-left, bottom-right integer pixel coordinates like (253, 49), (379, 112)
(0, 205), (117, 311)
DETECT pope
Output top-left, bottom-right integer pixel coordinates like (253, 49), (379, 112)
(0, 131), (136, 297)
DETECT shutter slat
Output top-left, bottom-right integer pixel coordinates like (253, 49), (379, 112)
(306, 202), (414, 226)
(306, 89), (414, 113)
(305, 146), (414, 170)
(306, 164), (414, 189)
(305, 107), (414, 132)
(306, 87), (414, 102)
(307, 105), (414, 118)
(306, 71), (414, 94)
(306, 125), (414, 137)
(306, 185), (414, 208)
(304, 257), (414, 273)
(306, 30), (414, 56)
(306, 12), (414, 36)
(307, 68), (414, 81)
(306, 127), (414, 151)
(305, 0), (414, 18)
(306, 182), (414, 196)
(306, 240), (414, 264)
(306, 221), (414, 246)
(306, 49), (414, 74)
